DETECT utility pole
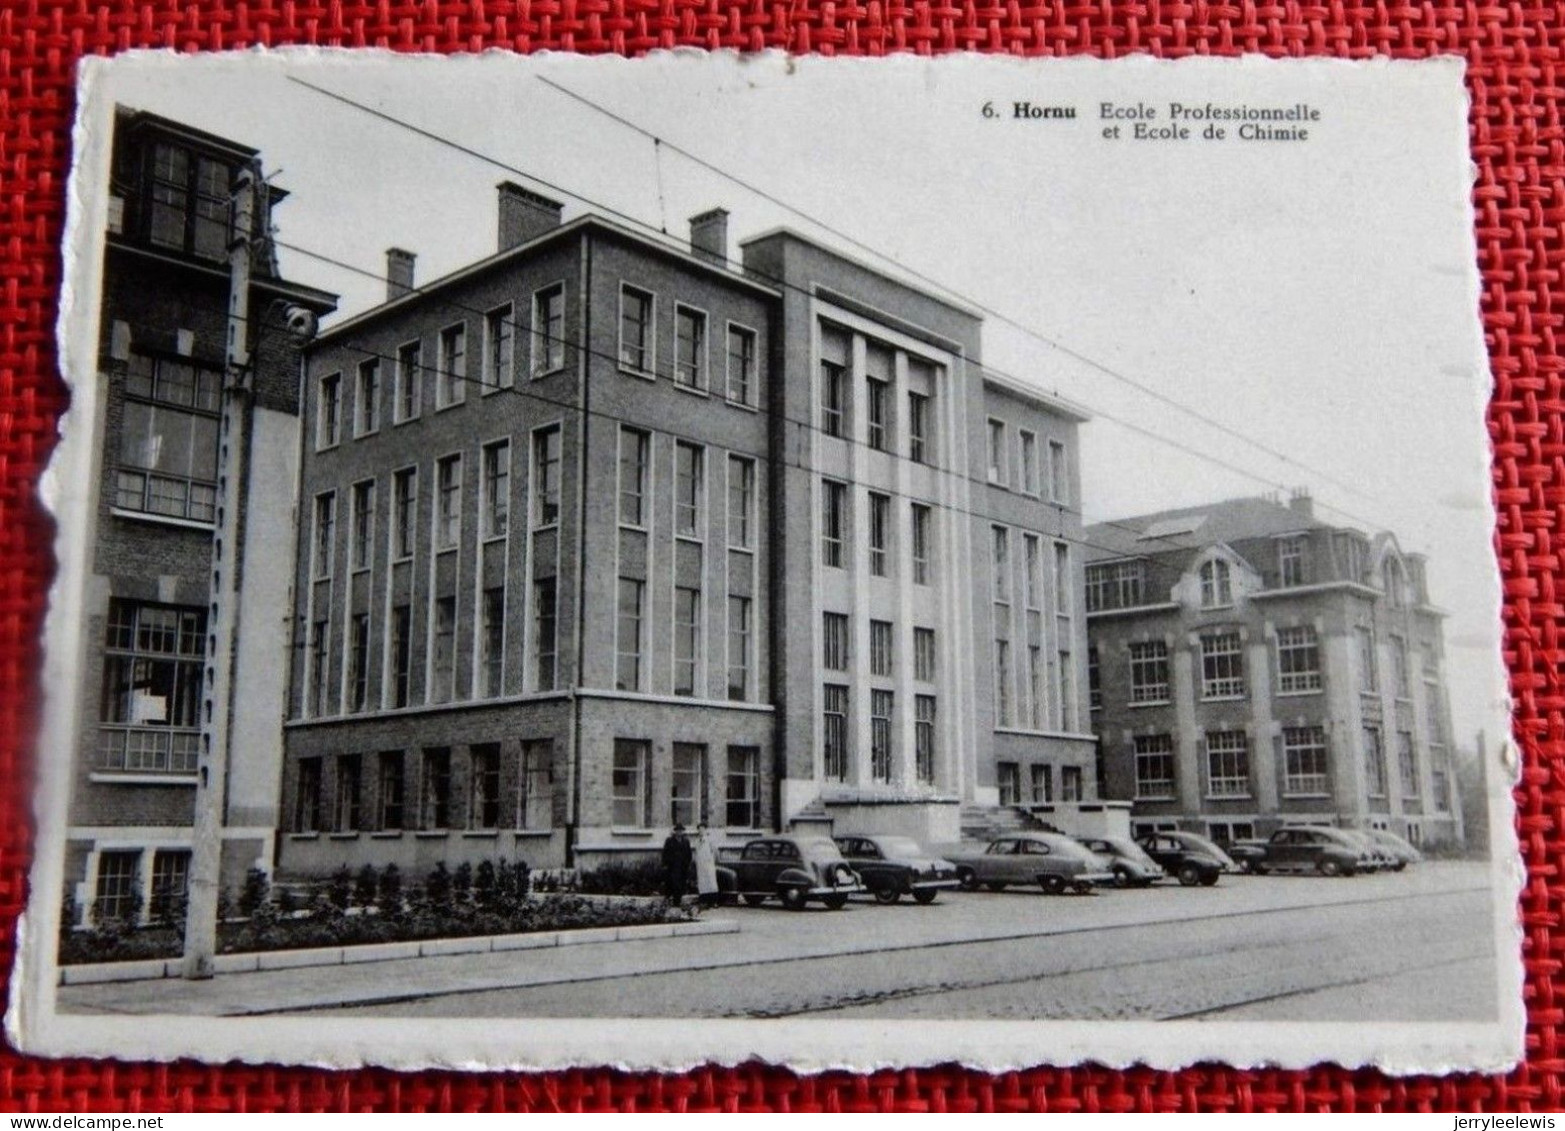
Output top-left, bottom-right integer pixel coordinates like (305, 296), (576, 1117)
(182, 161), (258, 979)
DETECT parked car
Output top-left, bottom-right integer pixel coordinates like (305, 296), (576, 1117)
(1228, 826), (1365, 876)
(1077, 836), (1168, 888)
(716, 835), (864, 910)
(833, 834), (961, 904)
(1368, 828), (1423, 870)
(1338, 829), (1397, 873)
(944, 832), (1116, 895)
(1131, 832), (1226, 886)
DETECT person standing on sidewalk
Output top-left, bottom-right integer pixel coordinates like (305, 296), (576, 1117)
(693, 823), (720, 909)
(662, 824), (693, 906)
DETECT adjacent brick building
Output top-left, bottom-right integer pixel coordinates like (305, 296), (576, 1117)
(1085, 493), (1465, 848)
(64, 108), (335, 925)
(278, 187), (1101, 875)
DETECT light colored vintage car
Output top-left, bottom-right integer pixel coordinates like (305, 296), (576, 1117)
(716, 835), (865, 910)
(1368, 828), (1423, 869)
(944, 832), (1115, 895)
(1077, 835), (1168, 888)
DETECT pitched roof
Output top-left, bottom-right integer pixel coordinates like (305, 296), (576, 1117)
(1083, 495), (1336, 562)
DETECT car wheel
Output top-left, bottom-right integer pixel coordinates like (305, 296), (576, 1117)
(1244, 859), (1267, 875)
(1041, 875), (1067, 895)
(1177, 863), (1202, 887)
(1072, 882), (1095, 895)
(742, 893), (767, 907)
(1393, 861), (1407, 872)
(1199, 871), (1220, 887)
(1318, 859), (1342, 878)
(821, 892), (850, 910)
(984, 881), (1007, 892)
(1111, 867), (1130, 889)
(956, 868), (979, 892)
(912, 889), (939, 905)
(780, 885), (808, 911)
(872, 879), (901, 905)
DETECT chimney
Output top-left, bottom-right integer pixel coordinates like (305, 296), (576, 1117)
(1288, 487), (1313, 520)
(386, 247), (416, 302)
(689, 208), (729, 265)
(498, 182), (564, 251)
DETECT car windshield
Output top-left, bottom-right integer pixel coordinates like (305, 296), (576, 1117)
(874, 837), (924, 857)
(797, 837), (844, 861)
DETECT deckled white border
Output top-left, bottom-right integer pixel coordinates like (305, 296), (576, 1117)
(8, 48), (1525, 1076)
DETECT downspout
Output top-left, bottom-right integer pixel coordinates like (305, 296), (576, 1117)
(567, 232), (592, 866)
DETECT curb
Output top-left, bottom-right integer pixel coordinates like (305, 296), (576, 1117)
(58, 918), (739, 986)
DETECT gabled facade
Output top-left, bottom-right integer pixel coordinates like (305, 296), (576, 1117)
(1085, 492), (1464, 847)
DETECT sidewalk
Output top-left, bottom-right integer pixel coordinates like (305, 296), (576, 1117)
(57, 861), (1490, 1017)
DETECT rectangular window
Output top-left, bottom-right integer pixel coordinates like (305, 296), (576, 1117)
(115, 354), (222, 523)
(727, 324), (756, 405)
(97, 601), (204, 774)
(992, 526), (1011, 604)
(1048, 440), (1067, 503)
(868, 492), (890, 577)
(674, 586), (701, 697)
(1397, 731), (1419, 799)
(1200, 632), (1245, 698)
(313, 492), (336, 579)
(994, 639), (1013, 727)
(149, 849), (191, 923)
(435, 455), (461, 551)
(620, 286), (654, 374)
(395, 341), (421, 423)
(675, 305), (707, 389)
(616, 578), (644, 692)
(823, 612), (850, 672)
(533, 577), (558, 690)
(675, 441), (704, 539)
(870, 689), (893, 782)
(437, 324), (466, 408)
(671, 743), (706, 826)
(820, 360), (845, 437)
(334, 754), (362, 832)
(987, 419), (1007, 485)
(483, 304), (513, 391)
(1432, 769), (1450, 812)
(519, 740), (553, 829)
(823, 684), (849, 781)
(728, 456), (755, 550)
(1392, 636), (1411, 699)
(911, 504), (932, 585)
(1023, 535), (1043, 611)
(908, 391), (930, 463)
(1056, 650), (1075, 733)
(482, 440), (510, 539)
(1019, 430), (1039, 495)
(726, 746), (761, 828)
(1283, 726), (1329, 795)
(915, 695), (936, 784)
(1134, 734), (1176, 800)
(533, 426), (561, 527)
(318, 373), (342, 449)
(94, 850), (141, 924)
(420, 748), (451, 830)
(821, 480), (846, 568)
(1085, 561), (1144, 612)
(350, 480), (375, 571)
(1279, 536), (1306, 586)
(378, 751), (405, 830)
(480, 587), (505, 698)
(618, 428), (649, 528)
(997, 763), (1020, 806)
(866, 377), (889, 451)
(147, 143), (230, 259)
(1206, 732), (1250, 797)
(309, 619), (329, 716)
(1029, 645), (1046, 729)
(612, 739), (651, 827)
(1061, 765), (1084, 803)
(469, 744), (501, 829)
(1276, 625), (1322, 693)
(1130, 640), (1171, 703)
(870, 619), (894, 678)
(295, 758), (322, 834)
(431, 596), (457, 703)
(533, 284), (565, 376)
(1364, 725), (1387, 796)
(1357, 625), (1379, 693)
(1031, 764), (1054, 804)
(728, 595), (751, 702)
(392, 468), (417, 560)
(1054, 542), (1073, 617)
(914, 627), (936, 682)
(389, 604), (411, 708)
(347, 613), (370, 712)
(355, 359), (380, 436)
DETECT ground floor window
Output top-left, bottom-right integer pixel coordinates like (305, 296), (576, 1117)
(420, 747), (451, 830)
(295, 757), (322, 832)
(914, 696), (936, 784)
(149, 848), (190, 923)
(672, 743), (706, 827)
(1206, 821), (1254, 844)
(613, 739), (651, 828)
(378, 751), (405, 830)
(822, 685), (848, 781)
(1030, 764), (1053, 804)
(726, 746), (760, 828)
(870, 690), (893, 783)
(334, 754), (362, 831)
(94, 850), (141, 924)
(997, 761), (1020, 805)
(469, 744), (501, 830)
(1061, 765), (1083, 802)
(519, 740), (553, 829)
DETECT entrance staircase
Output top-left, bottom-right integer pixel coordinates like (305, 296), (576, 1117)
(959, 804), (1057, 842)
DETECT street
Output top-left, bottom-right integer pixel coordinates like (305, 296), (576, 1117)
(61, 861), (1499, 1023)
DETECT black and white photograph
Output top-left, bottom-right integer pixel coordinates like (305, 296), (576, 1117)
(9, 50), (1521, 1073)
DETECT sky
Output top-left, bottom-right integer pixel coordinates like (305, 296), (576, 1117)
(78, 51), (1504, 749)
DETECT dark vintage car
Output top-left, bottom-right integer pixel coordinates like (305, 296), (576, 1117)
(716, 835), (864, 910)
(1077, 836), (1167, 888)
(833, 834), (961, 904)
(943, 832), (1115, 895)
(1133, 832), (1228, 886)
(1228, 826), (1366, 876)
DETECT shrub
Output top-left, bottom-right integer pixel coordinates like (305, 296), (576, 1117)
(327, 865), (353, 910)
(452, 862), (473, 906)
(474, 861), (498, 910)
(424, 863), (452, 912)
(378, 864), (403, 914)
(354, 865), (379, 909)
(238, 867), (271, 917)
(578, 857), (664, 897)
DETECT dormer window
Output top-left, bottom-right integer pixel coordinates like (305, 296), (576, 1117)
(1199, 559), (1232, 608)
(148, 142), (232, 262)
(1384, 558), (1407, 609)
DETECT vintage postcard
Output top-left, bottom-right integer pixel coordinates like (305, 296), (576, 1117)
(9, 49), (1521, 1073)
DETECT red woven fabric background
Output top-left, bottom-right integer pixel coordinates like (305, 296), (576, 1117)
(0, 0), (1559, 1113)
